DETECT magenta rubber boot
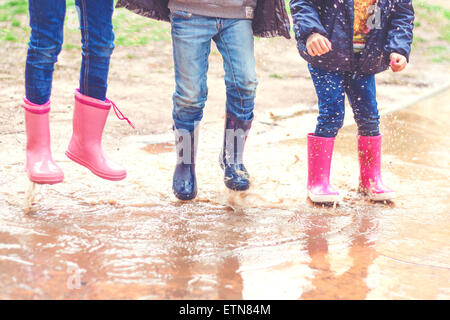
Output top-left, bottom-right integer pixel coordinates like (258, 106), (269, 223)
(307, 133), (340, 203)
(358, 135), (395, 201)
(66, 90), (131, 181)
(23, 98), (64, 184)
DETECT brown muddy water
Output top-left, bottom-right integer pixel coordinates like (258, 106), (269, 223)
(0, 90), (449, 299)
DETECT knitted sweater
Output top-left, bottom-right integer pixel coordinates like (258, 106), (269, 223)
(168, 0), (257, 19)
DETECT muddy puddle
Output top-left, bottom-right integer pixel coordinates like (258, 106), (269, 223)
(0, 90), (449, 299)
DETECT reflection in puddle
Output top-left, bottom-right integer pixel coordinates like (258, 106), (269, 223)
(300, 214), (378, 300)
(0, 91), (449, 299)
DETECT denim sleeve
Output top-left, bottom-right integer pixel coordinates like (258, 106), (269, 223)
(385, 0), (415, 61)
(290, 0), (327, 43)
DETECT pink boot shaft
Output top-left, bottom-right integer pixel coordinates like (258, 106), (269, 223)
(358, 135), (395, 200)
(66, 90), (129, 181)
(23, 98), (64, 184)
(307, 133), (340, 203)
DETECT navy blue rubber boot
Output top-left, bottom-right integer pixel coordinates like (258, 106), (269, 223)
(220, 114), (253, 191)
(173, 127), (198, 200)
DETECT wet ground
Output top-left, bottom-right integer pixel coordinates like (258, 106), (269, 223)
(0, 89), (449, 300)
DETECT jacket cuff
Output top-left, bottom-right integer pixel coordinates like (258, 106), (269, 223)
(385, 46), (410, 62)
(300, 26), (327, 43)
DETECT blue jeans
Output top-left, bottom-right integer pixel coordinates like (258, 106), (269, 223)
(308, 65), (380, 138)
(25, 0), (115, 105)
(170, 11), (258, 132)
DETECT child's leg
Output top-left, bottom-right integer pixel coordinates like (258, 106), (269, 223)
(170, 13), (217, 200)
(213, 19), (258, 123)
(344, 73), (380, 137)
(171, 13), (216, 133)
(25, 0), (66, 105)
(23, 0), (65, 184)
(306, 65), (344, 203)
(345, 74), (394, 200)
(64, 1), (126, 181)
(75, 0), (115, 101)
(308, 65), (346, 138)
(213, 19), (257, 191)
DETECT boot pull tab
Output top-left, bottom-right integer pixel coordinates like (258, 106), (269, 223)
(108, 99), (135, 129)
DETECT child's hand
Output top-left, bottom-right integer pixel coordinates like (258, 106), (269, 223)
(390, 53), (408, 72)
(306, 33), (332, 57)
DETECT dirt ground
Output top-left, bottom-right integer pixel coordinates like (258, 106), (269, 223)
(0, 0), (449, 141)
(0, 0), (449, 300)
(0, 85), (448, 300)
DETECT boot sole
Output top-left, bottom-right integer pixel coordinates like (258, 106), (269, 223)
(173, 193), (197, 201)
(66, 150), (126, 181)
(365, 191), (396, 201)
(28, 175), (64, 185)
(173, 188), (197, 201)
(308, 191), (340, 204)
(225, 182), (250, 191)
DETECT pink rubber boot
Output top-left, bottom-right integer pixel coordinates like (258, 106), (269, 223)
(23, 98), (64, 184)
(358, 135), (395, 201)
(66, 90), (133, 181)
(307, 133), (340, 203)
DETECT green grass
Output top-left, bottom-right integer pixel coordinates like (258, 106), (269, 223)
(63, 43), (80, 50)
(412, 1), (449, 62)
(269, 73), (285, 80)
(411, 1), (450, 63)
(284, 0), (291, 15)
(0, 0), (170, 46)
(439, 25), (450, 42)
(428, 45), (447, 54)
(0, 0), (27, 42)
(0, 0), (28, 14)
(112, 10), (170, 46)
(431, 56), (450, 63)
(0, 0), (448, 64)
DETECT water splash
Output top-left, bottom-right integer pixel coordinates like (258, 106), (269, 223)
(0, 90), (449, 299)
